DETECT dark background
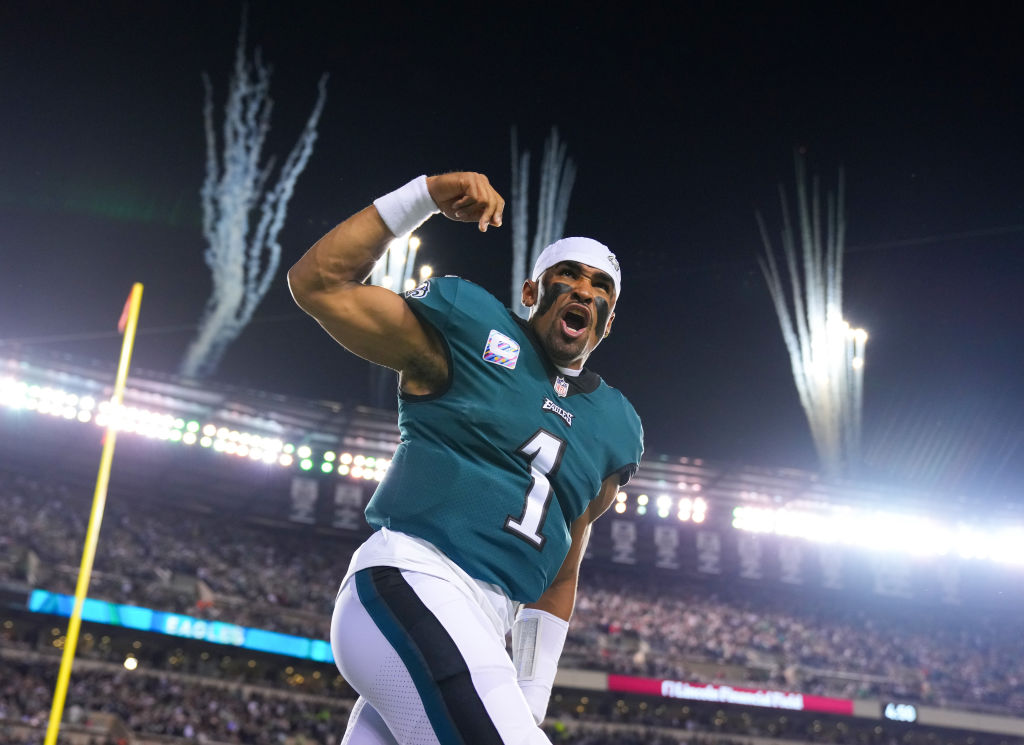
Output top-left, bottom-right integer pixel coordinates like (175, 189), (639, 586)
(1, 1), (1021, 497)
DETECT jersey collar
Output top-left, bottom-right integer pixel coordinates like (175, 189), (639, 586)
(510, 312), (602, 395)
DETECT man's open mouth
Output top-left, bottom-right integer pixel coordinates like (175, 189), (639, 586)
(560, 307), (590, 338)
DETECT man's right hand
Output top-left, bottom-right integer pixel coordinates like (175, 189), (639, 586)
(427, 172), (504, 233)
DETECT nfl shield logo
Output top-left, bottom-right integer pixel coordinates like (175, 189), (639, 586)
(554, 376), (569, 397)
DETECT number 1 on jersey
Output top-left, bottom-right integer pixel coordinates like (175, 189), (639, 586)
(504, 429), (566, 549)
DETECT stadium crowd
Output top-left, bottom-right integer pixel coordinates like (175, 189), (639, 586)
(565, 572), (1024, 712)
(4, 468), (1024, 718)
(4, 654), (999, 745)
(0, 654), (347, 744)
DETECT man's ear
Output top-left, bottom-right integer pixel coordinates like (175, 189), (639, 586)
(521, 278), (538, 308)
(603, 312), (616, 338)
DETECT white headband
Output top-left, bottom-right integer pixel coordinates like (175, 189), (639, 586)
(530, 237), (622, 299)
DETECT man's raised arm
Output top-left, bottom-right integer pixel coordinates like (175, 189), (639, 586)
(286, 172), (503, 392)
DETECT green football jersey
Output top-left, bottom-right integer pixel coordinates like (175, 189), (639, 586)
(365, 276), (643, 602)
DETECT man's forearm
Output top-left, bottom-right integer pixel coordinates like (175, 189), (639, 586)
(514, 564), (580, 724)
(525, 577), (577, 621)
(526, 512), (592, 621)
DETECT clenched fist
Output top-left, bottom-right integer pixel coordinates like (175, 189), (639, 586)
(427, 172), (505, 233)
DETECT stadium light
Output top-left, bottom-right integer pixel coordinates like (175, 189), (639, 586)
(676, 496), (709, 523)
(732, 504), (1024, 566)
(370, 233), (426, 295)
(677, 498), (692, 521)
(0, 382), (402, 483)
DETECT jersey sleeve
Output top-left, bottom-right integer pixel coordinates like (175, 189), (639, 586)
(610, 397), (644, 486)
(402, 276), (462, 336)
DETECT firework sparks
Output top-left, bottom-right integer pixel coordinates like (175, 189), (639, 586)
(757, 153), (867, 478)
(509, 127), (577, 318)
(180, 13), (328, 378)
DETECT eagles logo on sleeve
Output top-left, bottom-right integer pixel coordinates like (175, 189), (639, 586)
(405, 281), (431, 299)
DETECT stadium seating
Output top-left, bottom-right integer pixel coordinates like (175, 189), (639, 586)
(4, 466), (1024, 743)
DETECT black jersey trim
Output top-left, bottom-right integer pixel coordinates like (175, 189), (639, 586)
(399, 298), (454, 402)
(605, 462), (640, 487)
(509, 312), (602, 395)
(355, 567), (505, 745)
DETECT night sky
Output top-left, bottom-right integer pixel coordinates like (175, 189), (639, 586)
(1, 2), (1021, 498)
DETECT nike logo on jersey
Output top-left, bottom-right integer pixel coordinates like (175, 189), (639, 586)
(541, 397), (574, 426)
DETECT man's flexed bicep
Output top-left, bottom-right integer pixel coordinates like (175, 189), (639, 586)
(287, 202), (445, 388)
(287, 172), (503, 394)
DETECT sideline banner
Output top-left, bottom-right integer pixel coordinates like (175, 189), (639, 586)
(607, 674), (854, 716)
(27, 589), (333, 663)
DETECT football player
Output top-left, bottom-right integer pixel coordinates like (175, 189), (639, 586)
(288, 171), (642, 744)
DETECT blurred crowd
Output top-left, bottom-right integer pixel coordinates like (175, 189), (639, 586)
(4, 468), (1024, 718)
(1, 651), (1006, 745)
(0, 656), (345, 744)
(0, 655), (943, 745)
(0, 469), (345, 637)
(566, 572), (1024, 713)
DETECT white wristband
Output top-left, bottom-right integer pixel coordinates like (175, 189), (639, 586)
(511, 607), (568, 724)
(372, 175), (439, 237)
